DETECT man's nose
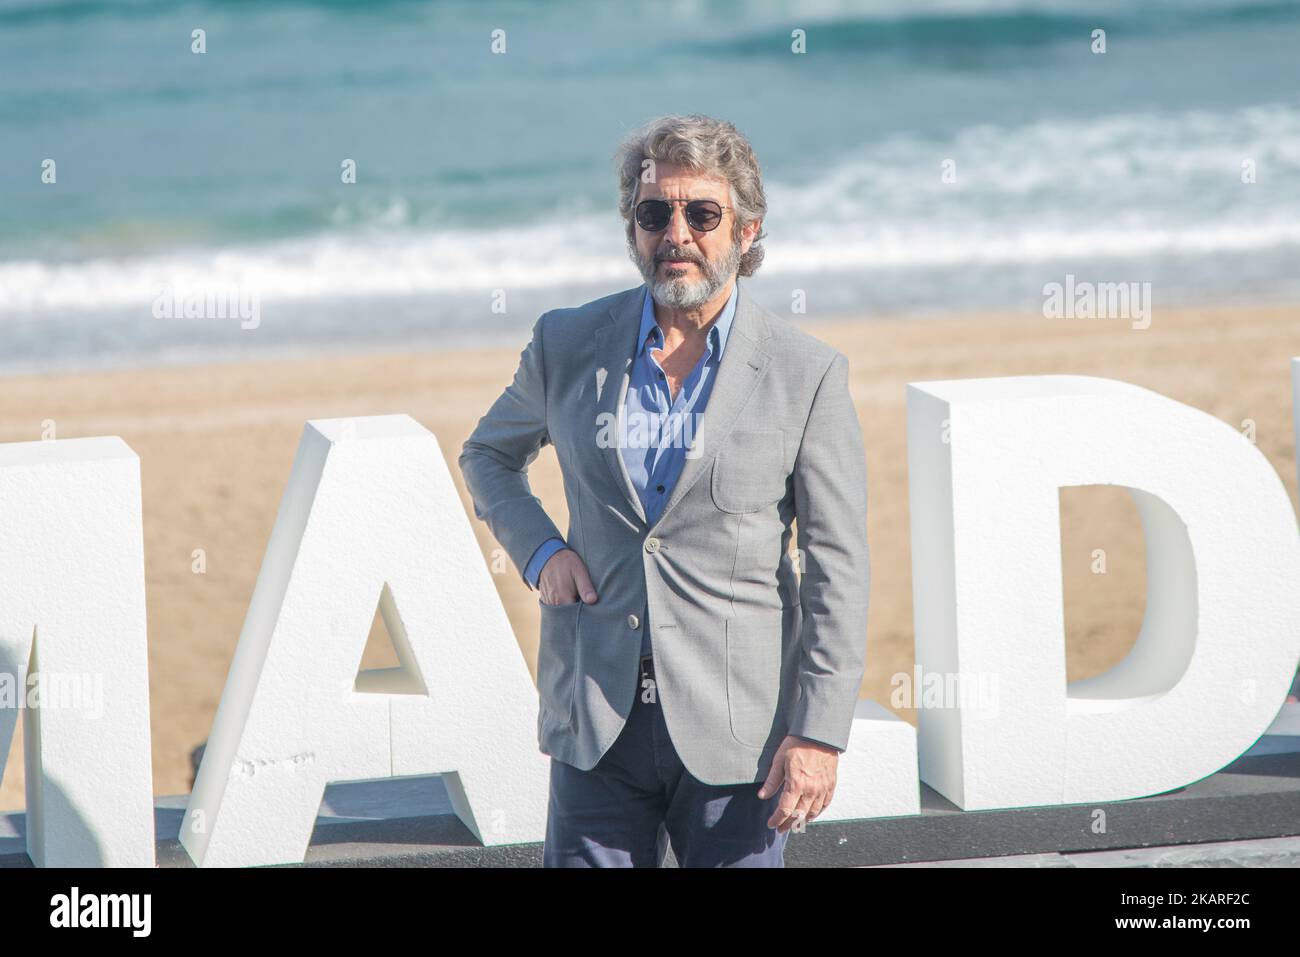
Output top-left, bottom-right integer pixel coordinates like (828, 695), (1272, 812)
(664, 205), (693, 245)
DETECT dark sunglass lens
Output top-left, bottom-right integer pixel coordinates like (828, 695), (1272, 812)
(636, 200), (671, 230)
(686, 201), (722, 230)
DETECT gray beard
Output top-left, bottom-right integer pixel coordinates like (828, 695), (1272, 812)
(628, 235), (742, 309)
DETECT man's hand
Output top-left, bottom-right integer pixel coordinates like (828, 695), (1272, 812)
(538, 547), (599, 606)
(758, 735), (839, 832)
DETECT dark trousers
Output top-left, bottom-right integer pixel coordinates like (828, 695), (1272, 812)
(543, 655), (789, 867)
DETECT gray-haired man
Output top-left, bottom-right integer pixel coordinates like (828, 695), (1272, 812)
(459, 114), (870, 867)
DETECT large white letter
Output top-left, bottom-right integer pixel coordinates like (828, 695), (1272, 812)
(181, 415), (547, 867)
(1293, 358), (1300, 498)
(0, 437), (154, 866)
(908, 375), (1300, 810)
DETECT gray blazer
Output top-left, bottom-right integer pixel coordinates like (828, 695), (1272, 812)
(458, 279), (870, 785)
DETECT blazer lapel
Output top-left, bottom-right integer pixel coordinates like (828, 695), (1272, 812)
(593, 287), (649, 524)
(591, 280), (773, 531)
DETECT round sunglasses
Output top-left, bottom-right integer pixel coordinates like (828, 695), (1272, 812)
(634, 198), (730, 233)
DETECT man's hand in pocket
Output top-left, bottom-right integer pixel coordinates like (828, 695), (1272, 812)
(538, 548), (599, 606)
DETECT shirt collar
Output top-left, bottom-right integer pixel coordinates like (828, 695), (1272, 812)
(637, 280), (739, 360)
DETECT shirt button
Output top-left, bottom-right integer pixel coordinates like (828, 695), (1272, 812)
(645, 537), (660, 553)
(656, 484), (665, 493)
(627, 614), (640, 629)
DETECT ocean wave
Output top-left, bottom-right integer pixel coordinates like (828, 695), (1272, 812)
(682, 0), (1300, 58)
(4, 219), (1299, 314)
(4, 0), (1296, 35)
(3, 101), (1298, 314)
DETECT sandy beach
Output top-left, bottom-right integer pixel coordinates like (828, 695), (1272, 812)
(1, 301), (1297, 810)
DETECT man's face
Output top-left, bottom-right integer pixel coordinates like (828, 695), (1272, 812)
(627, 162), (758, 309)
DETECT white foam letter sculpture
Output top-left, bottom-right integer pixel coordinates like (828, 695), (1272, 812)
(0, 437), (154, 866)
(181, 415), (548, 867)
(908, 375), (1300, 810)
(812, 699), (920, 823)
(1293, 358), (1300, 495)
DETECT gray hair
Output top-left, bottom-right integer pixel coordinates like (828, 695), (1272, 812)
(613, 114), (767, 277)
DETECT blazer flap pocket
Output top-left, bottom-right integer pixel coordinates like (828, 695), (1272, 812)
(725, 610), (784, 747)
(536, 598), (581, 724)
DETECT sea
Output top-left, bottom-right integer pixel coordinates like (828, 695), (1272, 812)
(1, 0), (1298, 373)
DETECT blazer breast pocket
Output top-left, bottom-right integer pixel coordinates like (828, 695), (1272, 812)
(536, 597), (581, 726)
(710, 429), (786, 513)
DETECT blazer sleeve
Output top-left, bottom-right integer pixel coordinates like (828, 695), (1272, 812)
(458, 313), (566, 588)
(787, 351), (871, 753)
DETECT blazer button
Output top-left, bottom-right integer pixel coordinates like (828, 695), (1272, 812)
(645, 537), (660, 553)
(627, 613), (640, 629)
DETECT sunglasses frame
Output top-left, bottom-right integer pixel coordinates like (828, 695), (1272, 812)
(634, 197), (731, 233)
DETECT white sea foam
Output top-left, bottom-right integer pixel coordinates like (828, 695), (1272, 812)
(2, 102), (1297, 318)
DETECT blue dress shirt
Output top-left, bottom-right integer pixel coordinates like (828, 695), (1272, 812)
(526, 281), (739, 657)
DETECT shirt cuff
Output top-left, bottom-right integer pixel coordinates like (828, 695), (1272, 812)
(524, 536), (567, 589)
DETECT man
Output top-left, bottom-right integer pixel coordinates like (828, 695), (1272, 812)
(458, 114), (870, 867)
